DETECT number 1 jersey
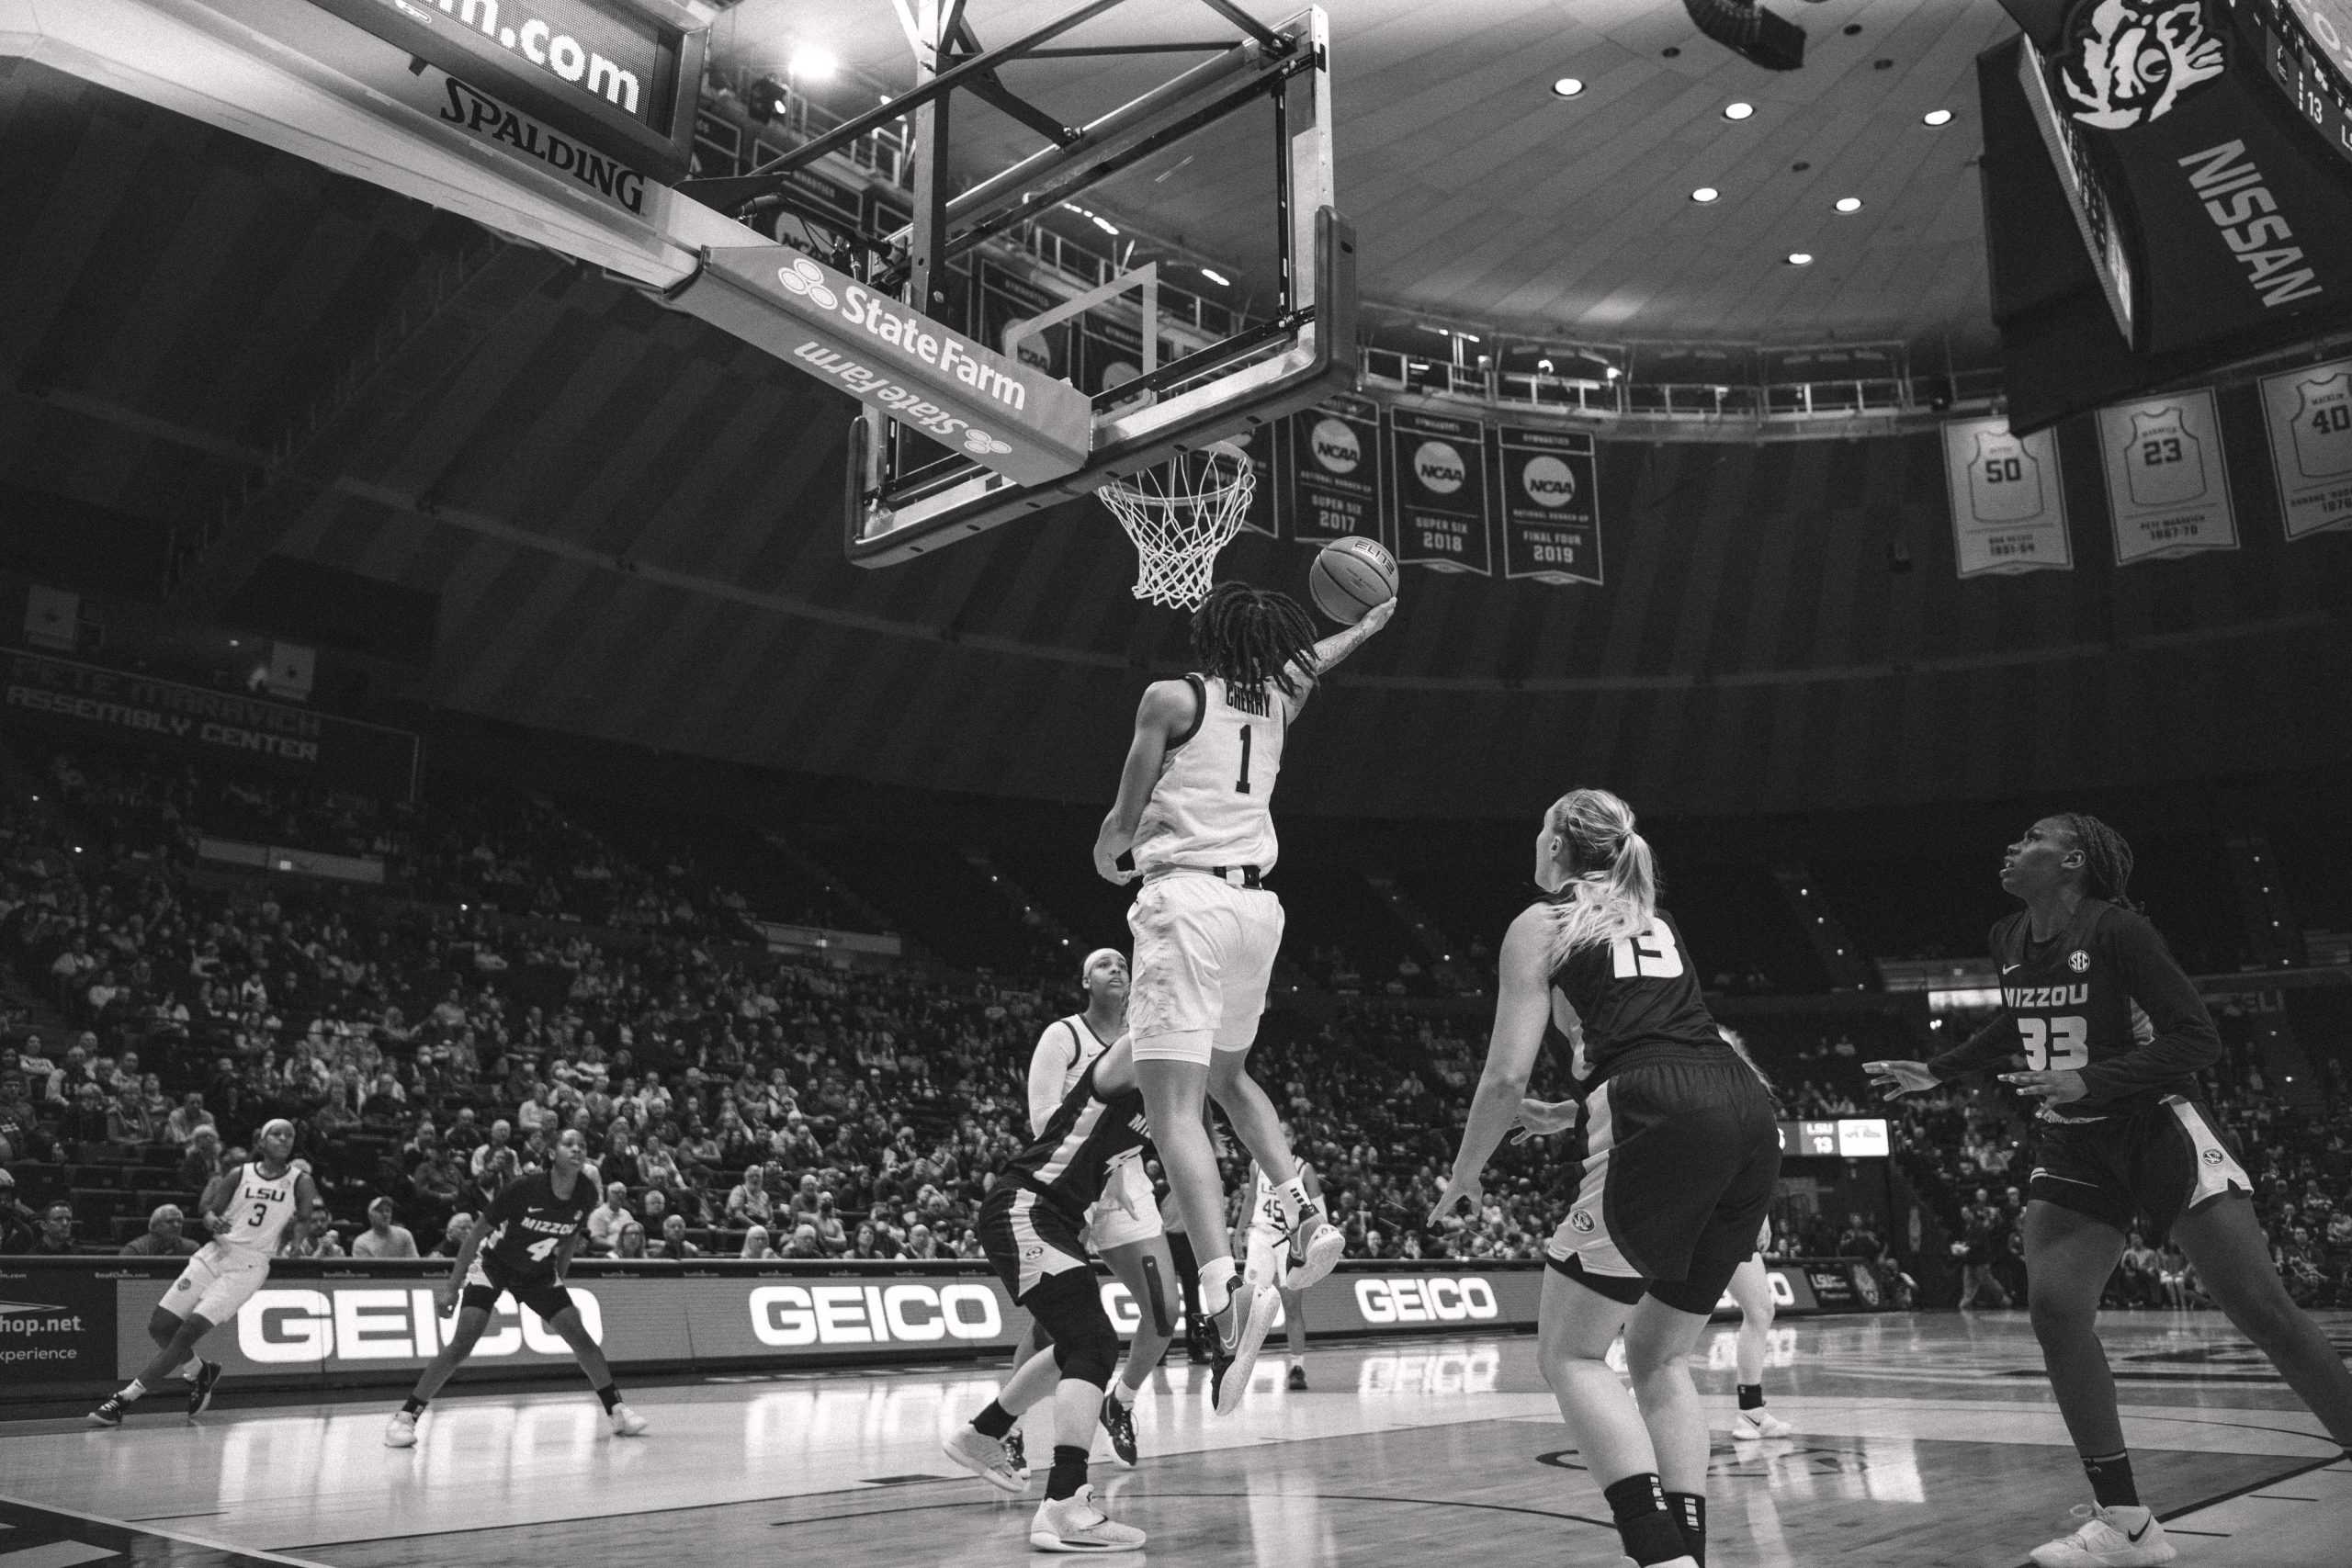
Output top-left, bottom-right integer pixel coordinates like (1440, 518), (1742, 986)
(1133, 671), (1307, 874)
(1546, 906), (1728, 1085)
(1928, 898), (2220, 1122)
(477, 1170), (594, 1281)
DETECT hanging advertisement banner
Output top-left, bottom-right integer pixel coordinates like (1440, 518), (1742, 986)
(1385, 406), (1493, 574)
(1284, 393), (1385, 545)
(1940, 417), (2074, 576)
(1497, 424), (1602, 585)
(2258, 357), (2352, 539)
(2094, 389), (2239, 563)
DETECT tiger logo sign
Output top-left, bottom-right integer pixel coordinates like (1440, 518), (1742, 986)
(2057, 0), (2227, 130)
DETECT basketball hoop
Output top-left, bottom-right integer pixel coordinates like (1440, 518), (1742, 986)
(1099, 441), (1255, 610)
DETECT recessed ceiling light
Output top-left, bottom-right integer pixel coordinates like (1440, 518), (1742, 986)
(789, 47), (838, 81)
(1690, 186), (1720, 203)
(1091, 214), (1119, 235)
(1552, 77), (1585, 97)
(1200, 266), (1230, 286)
(1724, 101), (1756, 121)
(1922, 108), (1953, 126)
(1786, 252), (1814, 265)
(1834, 196), (1863, 213)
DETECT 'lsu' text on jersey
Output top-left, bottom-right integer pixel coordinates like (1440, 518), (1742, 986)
(206, 1161), (300, 1260)
(1927, 898), (2220, 1122)
(1132, 671), (1307, 874)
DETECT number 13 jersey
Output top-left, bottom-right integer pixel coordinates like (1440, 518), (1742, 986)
(1133, 672), (1308, 874)
(1546, 906), (1727, 1085)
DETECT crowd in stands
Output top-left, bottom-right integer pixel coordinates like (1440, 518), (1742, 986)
(2, 737), (2346, 1323)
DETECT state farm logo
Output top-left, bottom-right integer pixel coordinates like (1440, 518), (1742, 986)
(237, 1287), (602, 1363)
(1413, 440), (1466, 495)
(2057, 0), (2224, 130)
(750, 1282), (1003, 1347)
(1522, 455), (1577, 509)
(776, 257), (839, 310)
(1310, 418), (1362, 474)
(1352, 1276), (1499, 1325)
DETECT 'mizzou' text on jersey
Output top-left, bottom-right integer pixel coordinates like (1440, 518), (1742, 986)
(2182, 140), (2324, 308)
(2006, 983), (2091, 1010)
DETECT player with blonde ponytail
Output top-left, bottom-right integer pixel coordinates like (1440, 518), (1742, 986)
(1433, 789), (1779, 1568)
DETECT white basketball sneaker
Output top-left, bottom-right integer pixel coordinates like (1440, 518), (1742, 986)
(943, 1427), (1027, 1495)
(2029, 1504), (2176, 1566)
(1281, 1204), (1346, 1292)
(1029, 1484), (1145, 1552)
(1732, 1407), (1793, 1439)
(383, 1410), (418, 1449)
(608, 1403), (650, 1437)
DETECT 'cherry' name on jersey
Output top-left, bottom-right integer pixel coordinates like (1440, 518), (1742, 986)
(1926, 897), (2219, 1121)
(477, 1170), (594, 1280)
(1546, 906), (1727, 1085)
(1002, 1058), (1150, 1224)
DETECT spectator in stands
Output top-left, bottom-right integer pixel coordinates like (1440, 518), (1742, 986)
(652, 1213), (700, 1259)
(444, 1108), (486, 1159)
(786, 1173), (823, 1225)
(15, 1032), (58, 1090)
(178, 1125), (224, 1193)
(411, 1143), (462, 1218)
(0, 1072), (49, 1163)
(60, 1080), (110, 1147)
(23, 1201), (77, 1256)
(107, 1082), (160, 1147)
(849, 1222), (889, 1260)
(903, 1223), (938, 1259)
(469, 1119), (515, 1179)
(0, 1171), (38, 1253)
(288, 1213), (345, 1258)
(781, 1223), (822, 1259)
(353, 1197), (419, 1258)
(739, 1225), (773, 1259)
(724, 1164), (773, 1232)
(587, 1183), (634, 1255)
(464, 1145), (517, 1218)
(614, 1221), (649, 1259)
(431, 1214), (471, 1258)
(812, 1192), (847, 1256)
(165, 1092), (215, 1145)
(119, 1203), (198, 1257)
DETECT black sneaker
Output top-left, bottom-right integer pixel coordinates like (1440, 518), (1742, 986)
(1099, 1393), (1137, 1468)
(1286, 1364), (1307, 1392)
(86, 1396), (127, 1428)
(1207, 1282), (1275, 1416)
(188, 1360), (223, 1418)
(1002, 1427), (1028, 1480)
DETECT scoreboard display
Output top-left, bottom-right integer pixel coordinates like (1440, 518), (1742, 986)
(1778, 1119), (1892, 1158)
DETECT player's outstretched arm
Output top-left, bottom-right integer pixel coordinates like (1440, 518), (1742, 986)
(1092, 680), (1196, 884)
(1306, 596), (1395, 676)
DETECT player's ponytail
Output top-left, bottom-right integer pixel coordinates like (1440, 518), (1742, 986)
(2054, 812), (2141, 912)
(1543, 788), (1658, 968)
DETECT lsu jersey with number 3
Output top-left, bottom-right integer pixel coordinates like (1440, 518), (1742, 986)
(1131, 672), (1307, 875)
(205, 1161), (300, 1261)
(1545, 906), (1730, 1086)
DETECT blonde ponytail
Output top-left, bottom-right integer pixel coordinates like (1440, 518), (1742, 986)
(1543, 789), (1658, 969)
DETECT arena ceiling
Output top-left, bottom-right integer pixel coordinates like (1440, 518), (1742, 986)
(1, 32), (2349, 820)
(716, 0), (2014, 352)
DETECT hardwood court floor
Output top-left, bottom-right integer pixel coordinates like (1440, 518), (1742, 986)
(4, 1310), (2348, 1567)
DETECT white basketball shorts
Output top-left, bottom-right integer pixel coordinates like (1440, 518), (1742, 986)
(1083, 1157), (1166, 1252)
(1126, 873), (1284, 1064)
(160, 1247), (270, 1325)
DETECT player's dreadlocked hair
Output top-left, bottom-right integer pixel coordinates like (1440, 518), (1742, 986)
(2052, 812), (2140, 912)
(1190, 582), (1320, 703)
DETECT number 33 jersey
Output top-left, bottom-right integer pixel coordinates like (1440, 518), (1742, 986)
(474, 1171), (594, 1281)
(1546, 907), (1728, 1085)
(1937, 899), (2221, 1122)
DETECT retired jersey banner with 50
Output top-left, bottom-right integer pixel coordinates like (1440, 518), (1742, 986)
(1385, 406), (1492, 574)
(2094, 390), (2238, 564)
(1940, 418), (2072, 576)
(1497, 424), (1602, 585)
(1286, 394), (1385, 545)
(2259, 359), (2352, 539)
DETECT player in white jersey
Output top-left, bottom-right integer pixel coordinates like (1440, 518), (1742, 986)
(1093, 581), (1393, 1413)
(1238, 1134), (1325, 1390)
(88, 1117), (314, 1426)
(1002, 947), (1177, 1472)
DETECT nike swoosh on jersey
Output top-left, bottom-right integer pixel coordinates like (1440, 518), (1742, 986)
(2029, 1168), (2102, 1188)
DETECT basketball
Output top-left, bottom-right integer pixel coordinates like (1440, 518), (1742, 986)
(1308, 536), (1397, 625)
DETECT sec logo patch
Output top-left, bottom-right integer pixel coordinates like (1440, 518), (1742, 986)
(2201, 1147), (2225, 1166)
(1022, 1246), (1044, 1259)
(2068, 950), (2090, 973)
(1569, 1210), (1595, 1234)
(175, 1279), (193, 1292)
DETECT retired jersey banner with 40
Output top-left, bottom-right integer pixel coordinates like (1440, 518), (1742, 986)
(2093, 390), (2238, 564)
(1496, 424), (1602, 586)
(2258, 358), (2352, 539)
(1385, 406), (1493, 574)
(1940, 418), (2072, 576)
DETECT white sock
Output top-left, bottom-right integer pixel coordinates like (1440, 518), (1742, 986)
(1199, 1256), (1239, 1317)
(119, 1379), (148, 1402)
(1275, 1178), (1313, 1227)
(1109, 1381), (1136, 1409)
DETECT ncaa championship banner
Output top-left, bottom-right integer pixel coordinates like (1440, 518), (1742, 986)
(1496, 424), (1603, 586)
(1385, 406), (1493, 574)
(1285, 393), (1386, 545)
(1941, 417), (2073, 576)
(2258, 356), (2352, 538)
(2094, 389), (2239, 563)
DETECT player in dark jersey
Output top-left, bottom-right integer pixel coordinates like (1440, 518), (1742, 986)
(1868, 814), (2352, 1568)
(1434, 790), (1776, 1568)
(383, 1127), (648, 1448)
(946, 1039), (1151, 1553)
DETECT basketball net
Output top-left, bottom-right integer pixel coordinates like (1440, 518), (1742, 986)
(1099, 442), (1255, 610)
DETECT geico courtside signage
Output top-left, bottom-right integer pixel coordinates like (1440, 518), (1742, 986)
(674, 247), (1093, 486)
(746, 1282), (1003, 1347)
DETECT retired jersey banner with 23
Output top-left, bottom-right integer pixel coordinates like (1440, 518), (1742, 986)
(2258, 358), (2352, 539)
(1940, 418), (2072, 576)
(1385, 406), (1492, 574)
(1285, 394), (1385, 546)
(2093, 389), (2238, 564)
(1496, 424), (1602, 586)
